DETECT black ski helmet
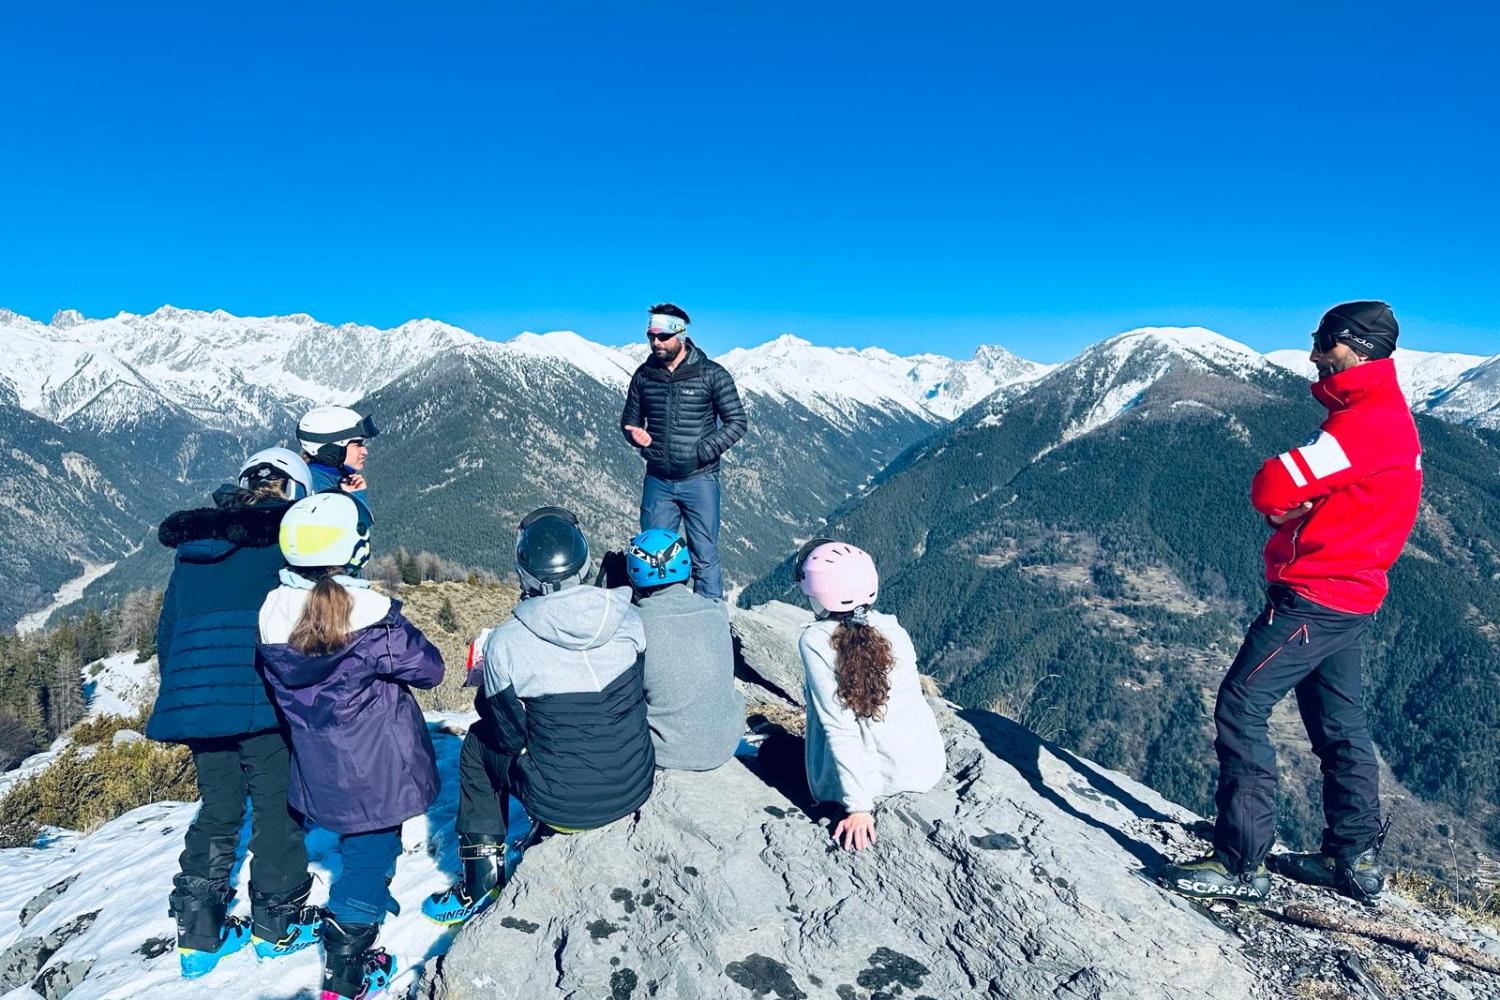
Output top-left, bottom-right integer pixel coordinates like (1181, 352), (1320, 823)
(515, 506), (591, 595)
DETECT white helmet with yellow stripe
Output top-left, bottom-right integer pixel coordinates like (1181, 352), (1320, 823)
(279, 493), (371, 569)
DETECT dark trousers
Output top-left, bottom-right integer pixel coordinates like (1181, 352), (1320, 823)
(179, 730), (308, 895)
(326, 826), (402, 926)
(641, 472), (723, 600)
(457, 722), (514, 838)
(1212, 585), (1380, 873)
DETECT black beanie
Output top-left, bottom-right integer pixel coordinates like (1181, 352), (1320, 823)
(1314, 301), (1399, 359)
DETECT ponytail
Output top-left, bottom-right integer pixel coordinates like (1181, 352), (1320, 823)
(828, 611), (894, 720)
(288, 571), (354, 654)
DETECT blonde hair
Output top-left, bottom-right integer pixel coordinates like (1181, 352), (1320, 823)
(243, 477), (291, 505)
(288, 572), (353, 654)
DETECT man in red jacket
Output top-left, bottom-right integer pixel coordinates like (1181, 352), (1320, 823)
(1161, 301), (1422, 904)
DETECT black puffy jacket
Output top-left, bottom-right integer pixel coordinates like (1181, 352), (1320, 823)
(620, 339), (748, 481)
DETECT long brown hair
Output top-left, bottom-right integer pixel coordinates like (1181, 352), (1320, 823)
(288, 571), (353, 655)
(829, 616), (894, 720)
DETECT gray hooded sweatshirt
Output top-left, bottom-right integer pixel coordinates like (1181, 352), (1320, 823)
(634, 584), (745, 771)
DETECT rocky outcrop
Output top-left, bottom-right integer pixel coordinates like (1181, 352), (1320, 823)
(430, 603), (1254, 1000)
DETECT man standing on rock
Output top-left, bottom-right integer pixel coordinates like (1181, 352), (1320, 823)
(620, 303), (747, 600)
(1160, 301), (1422, 905)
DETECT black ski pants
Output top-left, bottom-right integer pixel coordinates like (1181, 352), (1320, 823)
(1212, 584), (1381, 873)
(178, 730), (309, 895)
(456, 720), (514, 839)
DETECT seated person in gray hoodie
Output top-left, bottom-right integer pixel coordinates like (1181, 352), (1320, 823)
(626, 529), (745, 771)
(423, 507), (653, 927)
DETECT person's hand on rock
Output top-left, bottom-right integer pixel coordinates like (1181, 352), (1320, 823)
(833, 812), (876, 851)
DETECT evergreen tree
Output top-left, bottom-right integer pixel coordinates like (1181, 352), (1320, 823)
(437, 595), (459, 632)
(46, 647), (84, 734)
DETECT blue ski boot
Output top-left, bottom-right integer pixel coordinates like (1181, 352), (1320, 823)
(422, 834), (504, 926)
(251, 876), (323, 960)
(319, 915), (396, 1000)
(169, 878), (252, 979)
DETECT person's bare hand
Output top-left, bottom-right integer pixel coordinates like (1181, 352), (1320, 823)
(341, 473), (367, 493)
(832, 812), (876, 851)
(1269, 501), (1313, 526)
(625, 425), (652, 448)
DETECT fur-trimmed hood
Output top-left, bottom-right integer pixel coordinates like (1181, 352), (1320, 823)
(158, 499), (289, 552)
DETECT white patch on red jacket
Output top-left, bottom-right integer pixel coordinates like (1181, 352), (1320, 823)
(1278, 430), (1352, 487)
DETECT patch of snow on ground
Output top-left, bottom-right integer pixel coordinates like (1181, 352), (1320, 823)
(0, 712), (523, 1000)
(83, 653), (154, 721)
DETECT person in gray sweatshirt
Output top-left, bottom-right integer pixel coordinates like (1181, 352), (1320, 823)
(795, 540), (946, 851)
(626, 529), (745, 771)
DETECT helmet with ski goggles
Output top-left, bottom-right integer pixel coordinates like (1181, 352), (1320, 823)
(626, 529), (692, 589)
(279, 492), (371, 570)
(238, 447), (313, 501)
(297, 406), (380, 468)
(515, 506), (591, 596)
(1310, 301), (1399, 359)
(797, 540), (879, 613)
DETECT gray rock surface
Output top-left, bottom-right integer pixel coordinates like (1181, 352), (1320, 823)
(431, 603), (1253, 1000)
(731, 602), (813, 707)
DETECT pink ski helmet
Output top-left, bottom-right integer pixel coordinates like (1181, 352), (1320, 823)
(796, 540), (879, 612)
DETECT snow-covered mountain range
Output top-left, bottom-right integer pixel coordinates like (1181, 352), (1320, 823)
(0, 307), (1049, 435)
(1, 305), (1495, 631)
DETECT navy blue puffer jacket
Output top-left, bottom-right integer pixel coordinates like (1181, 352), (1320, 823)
(146, 493), (291, 743)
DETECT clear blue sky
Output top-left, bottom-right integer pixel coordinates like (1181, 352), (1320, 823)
(1, 2), (1495, 361)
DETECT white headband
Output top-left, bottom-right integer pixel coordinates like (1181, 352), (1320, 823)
(647, 313), (688, 335)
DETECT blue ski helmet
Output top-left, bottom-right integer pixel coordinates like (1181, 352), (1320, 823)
(626, 529), (691, 589)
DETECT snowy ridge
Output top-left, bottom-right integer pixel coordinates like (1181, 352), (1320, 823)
(1265, 347), (1490, 410)
(1422, 353), (1500, 429)
(719, 333), (1050, 424)
(499, 331), (639, 387)
(0, 307), (1045, 434)
(974, 326), (1275, 439)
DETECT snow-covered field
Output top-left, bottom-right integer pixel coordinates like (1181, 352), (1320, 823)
(0, 654), (525, 1000)
(14, 564), (118, 637)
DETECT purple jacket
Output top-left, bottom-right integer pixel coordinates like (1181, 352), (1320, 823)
(258, 597), (443, 834)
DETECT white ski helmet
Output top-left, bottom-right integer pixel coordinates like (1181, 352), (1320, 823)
(238, 447), (313, 501)
(279, 493), (371, 569)
(297, 406), (379, 467)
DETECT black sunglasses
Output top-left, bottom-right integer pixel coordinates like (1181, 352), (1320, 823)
(648, 331), (679, 342)
(1311, 328), (1343, 353)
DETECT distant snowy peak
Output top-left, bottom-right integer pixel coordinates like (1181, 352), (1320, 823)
(499, 331), (639, 387)
(0, 306), (482, 432)
(1265, 347), (1490, 412)
(1422, 353), (1500, 429)
(719, 333), (1047, 423)
(977, 326), (1275, 443)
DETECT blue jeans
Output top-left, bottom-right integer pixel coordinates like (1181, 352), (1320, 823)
(640, 472), (723, 599)
(327, 826), (402, 926)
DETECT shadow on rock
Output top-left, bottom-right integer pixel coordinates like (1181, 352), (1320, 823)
(957, 707), (1169, 871)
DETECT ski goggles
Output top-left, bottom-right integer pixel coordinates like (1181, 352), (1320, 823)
(299, 414), (380, 446)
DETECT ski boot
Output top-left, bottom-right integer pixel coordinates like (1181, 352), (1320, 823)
(319, 915), (397, 1000)
(1269, 846), (1384, 903)
(169, 876), (252, 979)
(1158, 852), (1271, 904)
(251, 875), (323, 960)
(423, 833), (505, 926)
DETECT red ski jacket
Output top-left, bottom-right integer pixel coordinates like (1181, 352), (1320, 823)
(1249, 358), (1423, 615)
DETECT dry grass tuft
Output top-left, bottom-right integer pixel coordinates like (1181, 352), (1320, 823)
(375, 580), (520, 711)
